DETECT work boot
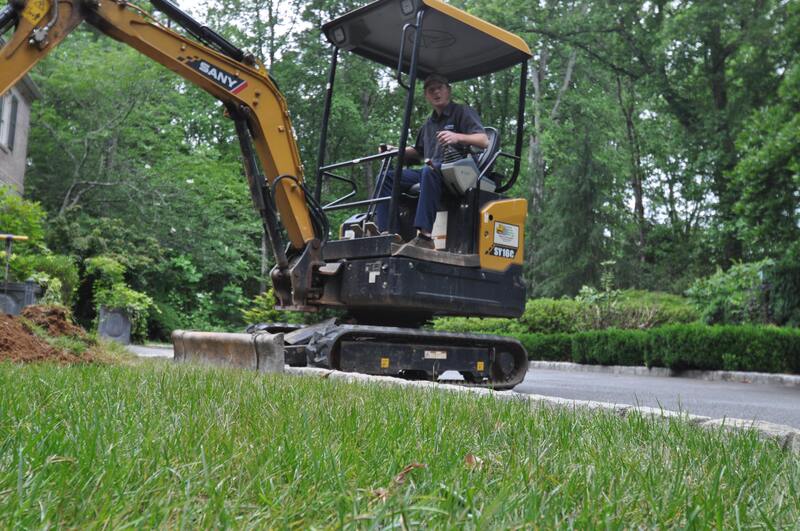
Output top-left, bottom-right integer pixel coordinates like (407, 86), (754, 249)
(405, 234), (435, 250)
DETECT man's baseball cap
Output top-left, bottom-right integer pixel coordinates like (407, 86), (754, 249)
(423, 73), (450, 89)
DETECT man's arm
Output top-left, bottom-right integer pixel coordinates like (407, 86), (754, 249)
(379, 145), (422, 164)
(404, 146), (422, 163)
(436, 131), (488, 150)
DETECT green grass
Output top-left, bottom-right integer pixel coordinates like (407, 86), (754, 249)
(1, 362), (798, 528)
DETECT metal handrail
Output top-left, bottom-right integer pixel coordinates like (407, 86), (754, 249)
(322, 196), (390, 212)
(319, 149), (399, 172)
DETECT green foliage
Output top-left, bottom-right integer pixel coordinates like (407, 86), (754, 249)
(765, 245), (800, 327)
(148, 301), (185, 341)
(241, 288), (333, 326)
(435, 291), (698, 336)
(646, 325), (800, 374)
(571, 329), (649, 367)
(0, 189), (80, 304)
(686, 260), (773, 325)
(519, 299), (582, 334)
(539, 324), (800, 374)
(11, 253), (79, 305)
(577, 287), (700, 331)
(85, 256), (126, 287)
(29, 273), (64, 305)
(516, 333), (573, 361)
(431, 316), (525, 335)
(95, 284), (155, 342)
(86, 255), (155, 341)
(0, 188), (45, 245)
(732, 38), (800, 258)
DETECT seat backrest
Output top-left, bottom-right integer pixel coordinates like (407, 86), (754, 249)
(476, 126), (500, 172)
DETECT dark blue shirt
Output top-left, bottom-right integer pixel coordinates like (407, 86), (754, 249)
(414, 102), (484, 165)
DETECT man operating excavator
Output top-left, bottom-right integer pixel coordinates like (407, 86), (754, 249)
(375, 73), (489, 249)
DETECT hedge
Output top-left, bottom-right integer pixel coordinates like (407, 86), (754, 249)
(646, 325), (800, 374)
(433, 293), (699, 336)
(570, 329), (649, 367)
(515, 333), (573, 362)
(516, 325), (800, 374)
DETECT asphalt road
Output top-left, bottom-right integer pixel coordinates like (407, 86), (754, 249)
(127, 345), (800, 429)
(515, 368), (800, 428)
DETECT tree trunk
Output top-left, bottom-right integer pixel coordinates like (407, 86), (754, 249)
(615, 76), (646, 267)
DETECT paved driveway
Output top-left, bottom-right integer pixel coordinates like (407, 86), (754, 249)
(515, 368), (800, 428)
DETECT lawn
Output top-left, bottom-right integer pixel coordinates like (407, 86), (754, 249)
(1, 361), (798, 528)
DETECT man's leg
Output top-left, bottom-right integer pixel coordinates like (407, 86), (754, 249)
(375, 168), (421, 232)
(413, 164), (443, 234)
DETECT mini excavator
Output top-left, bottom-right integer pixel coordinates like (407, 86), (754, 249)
(1, 0), (532, 388)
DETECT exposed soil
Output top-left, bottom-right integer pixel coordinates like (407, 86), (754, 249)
(0, 310), (91, 364)
(21, 305), (88, 339)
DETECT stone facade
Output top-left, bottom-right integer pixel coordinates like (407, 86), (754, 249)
(0, 74), (39, 196)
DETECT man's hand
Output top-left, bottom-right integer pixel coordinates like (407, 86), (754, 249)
(436, 130), (461, 146)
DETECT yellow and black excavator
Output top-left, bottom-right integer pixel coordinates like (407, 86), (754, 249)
(1, 0), (532, 388)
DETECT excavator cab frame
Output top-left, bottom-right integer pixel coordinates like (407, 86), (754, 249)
(313, 0), (531, 237)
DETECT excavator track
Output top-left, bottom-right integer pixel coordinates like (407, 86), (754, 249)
(283, 321), (529, 390)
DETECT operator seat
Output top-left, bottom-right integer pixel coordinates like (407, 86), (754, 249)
(405, 126), (501, 197)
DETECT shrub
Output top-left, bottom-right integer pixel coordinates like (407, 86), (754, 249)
(765, 246), (800, 326)
(577, 288), (699, 331)
(29, 273), (64, 305)
(647, 324), (800, 373)
(95, 284), (155, 342)
(520, 299), (583, 334)
(85, 255), (155, 342)
(434, 292), (698, 336)
(148, 300), (184, 341)
(431, 316), (525, 335)
(516, 333), (573, 361)
(0, 188), (45, 245)
(13, 253), (79, 305)
(571, 329), (648, 366)
(243, 289), (300, 325)
(686, 260), (773, 325)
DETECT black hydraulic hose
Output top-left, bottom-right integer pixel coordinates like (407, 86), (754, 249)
(0, 5), (18, 35)
(230, 109), (289, 269)
(149, 0), (245, 62)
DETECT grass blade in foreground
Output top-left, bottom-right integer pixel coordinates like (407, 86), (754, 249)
(0, 362), (798, 528)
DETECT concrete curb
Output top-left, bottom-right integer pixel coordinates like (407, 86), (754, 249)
(285, 366), (800, 454)
(529, 360), (800, 387)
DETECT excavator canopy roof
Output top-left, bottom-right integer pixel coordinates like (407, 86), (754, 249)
(322, 0), (532, 82)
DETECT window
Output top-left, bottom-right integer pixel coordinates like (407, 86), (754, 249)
(7, 96), (17, 151)
(0, 92), (18, 151)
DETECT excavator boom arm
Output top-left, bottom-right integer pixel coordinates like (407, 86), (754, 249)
(0, 0), (316, 250)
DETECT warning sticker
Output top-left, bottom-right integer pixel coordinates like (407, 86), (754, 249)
(21, 0), (49, 26)
(424, 350), (447, 360)
(494, 222), (519, 249)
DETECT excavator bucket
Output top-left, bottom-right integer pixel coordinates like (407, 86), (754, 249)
(172, 330), (285, 373)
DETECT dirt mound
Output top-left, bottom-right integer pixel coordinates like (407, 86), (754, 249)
(21, 305), (88, 338)
(0, 313), (88, 364)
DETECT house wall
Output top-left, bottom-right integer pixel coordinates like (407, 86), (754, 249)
(0, 79), (37, 196)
